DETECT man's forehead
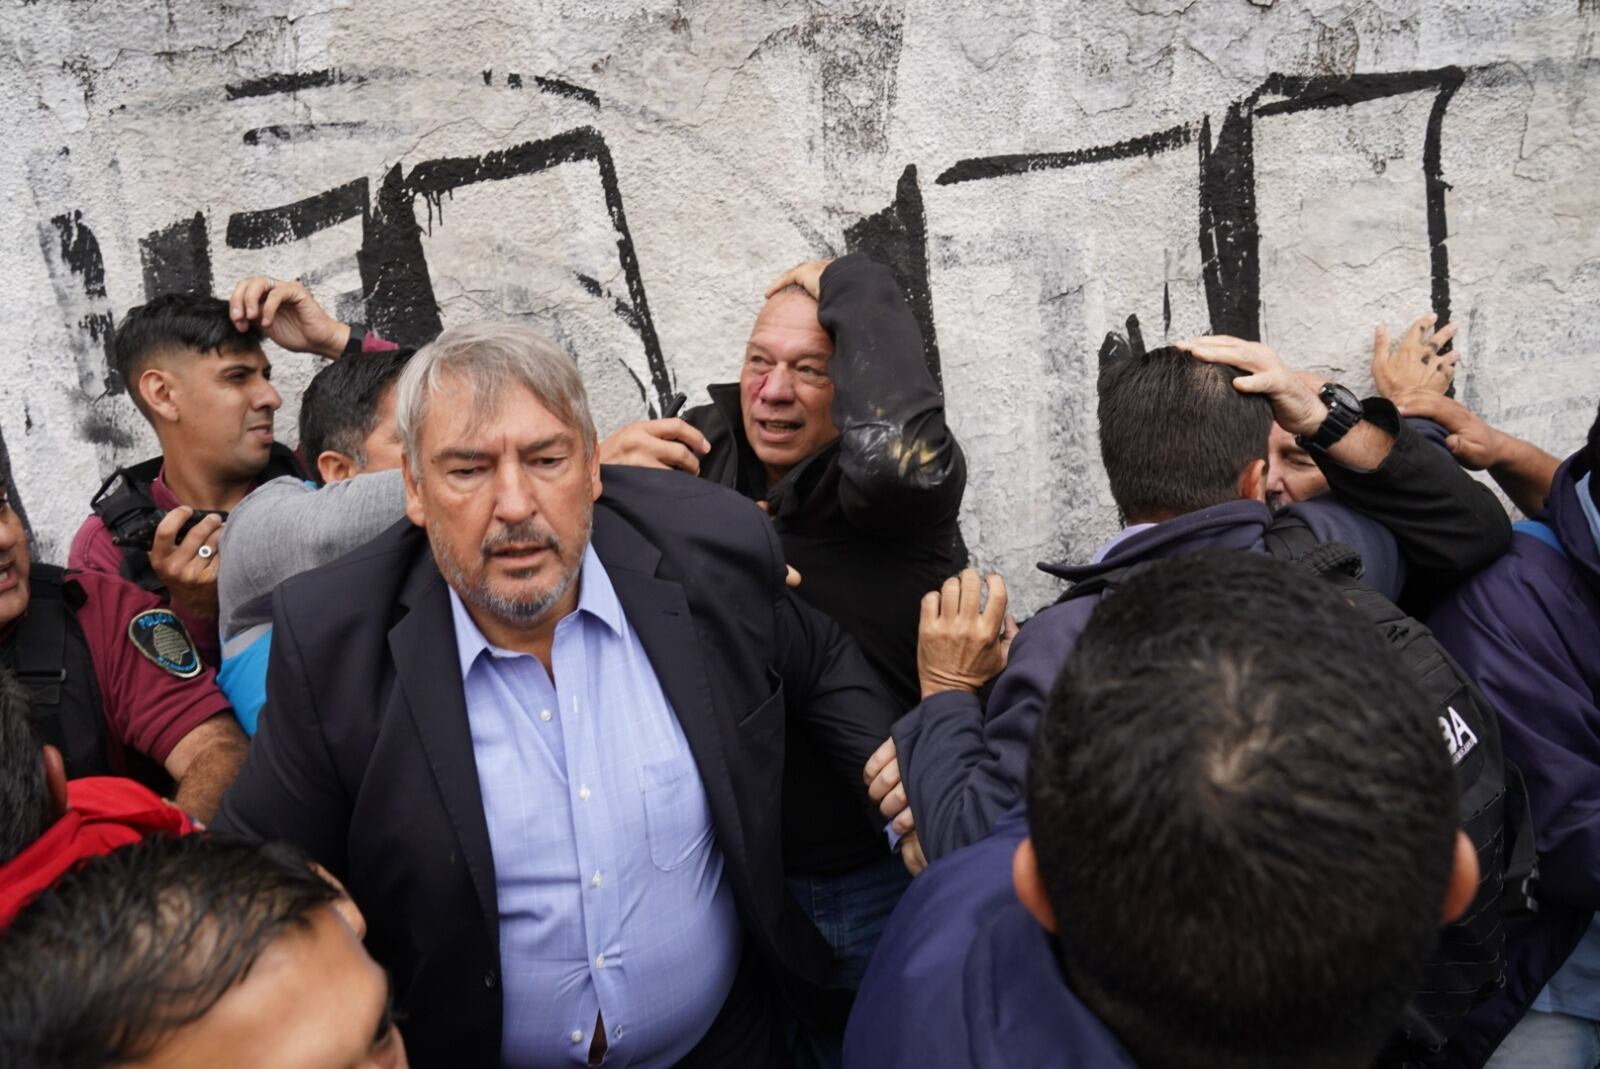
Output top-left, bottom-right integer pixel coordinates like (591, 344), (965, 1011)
(422, 382), (576, 450)
(748, 300), (832, 357)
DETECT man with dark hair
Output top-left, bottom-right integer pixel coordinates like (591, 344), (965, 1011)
(214, 348), (415, 733)
(0, 475), (246, 822)
(71, 277), (392, 661)
(1424, 398), (1600, 1067)
(0, 665), (195, 926)
(846, 553), (1481, 1069)
(298, 346), (416, 486)
(887, 334), (1509, 863)
(0, 834), (406, 1068)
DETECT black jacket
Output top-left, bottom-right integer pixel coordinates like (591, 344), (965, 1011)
(896, 399), (1513, 861)
(685, 253), (967, 873)
(213, 466), (898, 1067)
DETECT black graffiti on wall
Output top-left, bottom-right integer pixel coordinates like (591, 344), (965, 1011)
(937, 67), (1467, 349)
(40, 62), (1474, 467)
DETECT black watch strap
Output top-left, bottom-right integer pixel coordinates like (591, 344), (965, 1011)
(341, 323), (368, 359)
(1297, 384), (1363, 452)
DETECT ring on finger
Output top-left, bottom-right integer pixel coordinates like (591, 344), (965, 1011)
(197, 545), (215, 560)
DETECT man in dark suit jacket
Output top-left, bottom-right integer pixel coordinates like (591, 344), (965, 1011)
(214, 320), (899, 1068)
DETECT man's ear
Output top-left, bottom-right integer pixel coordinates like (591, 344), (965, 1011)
(138, 367), (181, 425)
(589, 438), (603, 502)
(402, 455), (426, 529)
(1442, 830), (1481, 924)
(1012, 838), (1058, 934)
(317, 451), (357, 485)
(1237, 457), (1268, 503)
(42, 744), (68, 820)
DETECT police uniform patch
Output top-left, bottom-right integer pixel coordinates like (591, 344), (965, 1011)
(127, 609), (202, 679)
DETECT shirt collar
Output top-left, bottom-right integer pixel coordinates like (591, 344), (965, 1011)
(447, 543), (622, 676)
(1090, 522), (1157, 564)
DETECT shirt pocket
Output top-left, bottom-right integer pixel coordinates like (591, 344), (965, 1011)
(637, 760), (715, 872)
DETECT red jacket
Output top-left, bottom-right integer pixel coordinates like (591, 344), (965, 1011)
(0, 777), (195, 926)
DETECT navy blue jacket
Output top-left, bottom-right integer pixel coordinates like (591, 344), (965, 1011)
(843, 807), (1139, 1069)
(895, 402), (1512, 861)
(1428, 451), (1600, 1066)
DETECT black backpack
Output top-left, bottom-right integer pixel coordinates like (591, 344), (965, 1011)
(1058, 529), (1539, 1063)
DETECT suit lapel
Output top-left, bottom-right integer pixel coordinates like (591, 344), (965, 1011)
(590, 508), (751, 880)
(387, 554), (500, 945)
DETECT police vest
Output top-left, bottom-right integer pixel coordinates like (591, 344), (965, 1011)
(2, 566), (169, 791)
(88, 444), (306, 594)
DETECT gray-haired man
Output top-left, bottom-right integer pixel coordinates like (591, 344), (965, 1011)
(215, 321), (901, 1068)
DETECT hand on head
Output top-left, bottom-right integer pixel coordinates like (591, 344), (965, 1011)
(227, 276), (351, 360)
(764, 259), (833, 301)
(1174, 336), (1329, 438)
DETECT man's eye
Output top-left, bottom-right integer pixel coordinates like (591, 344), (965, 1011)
(747, 355), (772, 370)
(798, 366), (828, 381)
(449, 467), (485, 478)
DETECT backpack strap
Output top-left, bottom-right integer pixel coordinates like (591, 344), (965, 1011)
(1512, 519), (1567, 559)
(1263, 514), (1368, 580)
(10, 565), (74, 705)
(1499, 762), (1541, 914)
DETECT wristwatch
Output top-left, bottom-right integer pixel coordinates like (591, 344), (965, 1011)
(1296, 383), (1364, 452)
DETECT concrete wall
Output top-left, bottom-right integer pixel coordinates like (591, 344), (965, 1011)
(4, 0), (1597, 612)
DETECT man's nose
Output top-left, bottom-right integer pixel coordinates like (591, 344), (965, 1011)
(258, 380), (283, 412)
(491, 464), (537, 524)
(758, 364), (795, 403)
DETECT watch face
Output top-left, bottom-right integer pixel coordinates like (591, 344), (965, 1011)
(1322, 383), (1361, 413)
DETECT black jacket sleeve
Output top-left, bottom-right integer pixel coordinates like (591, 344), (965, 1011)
(818, 254), (966, 536)
(1313, 397), (1511, 581)
(769, 550), (898, 833)
(211, 591), (351, 878)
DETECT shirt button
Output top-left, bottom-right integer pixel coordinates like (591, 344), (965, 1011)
(483, 970), (496, 988)
(578, 785), (591, 801)
(569, 1030), (583, 1044)
(596, 954), (606, 968)
(591, 870), (603, 888)
(539, 709), (552, 722)
(614, 1026), (624, 1039)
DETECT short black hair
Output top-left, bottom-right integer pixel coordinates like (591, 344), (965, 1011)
(0, 668), (52, 866)
(298, 347), (416, 484)
(1097, 343), (1273, 521)
(113, 293), (262, 418)
(1028, 552), (1457, 1069)
(0, 834), (340, 1068)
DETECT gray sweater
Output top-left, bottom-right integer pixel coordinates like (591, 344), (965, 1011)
(218, 470), (407, 643)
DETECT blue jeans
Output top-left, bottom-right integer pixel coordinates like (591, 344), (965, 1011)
(786, 853), (913, 1069)
(1486, 1010), (1600, 1068)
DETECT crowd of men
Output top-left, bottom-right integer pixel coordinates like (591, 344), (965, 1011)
(0, 252), (1594, 1069)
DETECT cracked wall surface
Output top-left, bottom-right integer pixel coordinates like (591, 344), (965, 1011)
(2, 0), (1598, 612)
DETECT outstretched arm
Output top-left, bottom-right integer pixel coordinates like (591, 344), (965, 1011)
(1394, 389), (1562, 516)
(1180, 336), (1510, 581)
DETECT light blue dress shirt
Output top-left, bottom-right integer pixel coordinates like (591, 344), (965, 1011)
(450, 546), (742, 1068)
